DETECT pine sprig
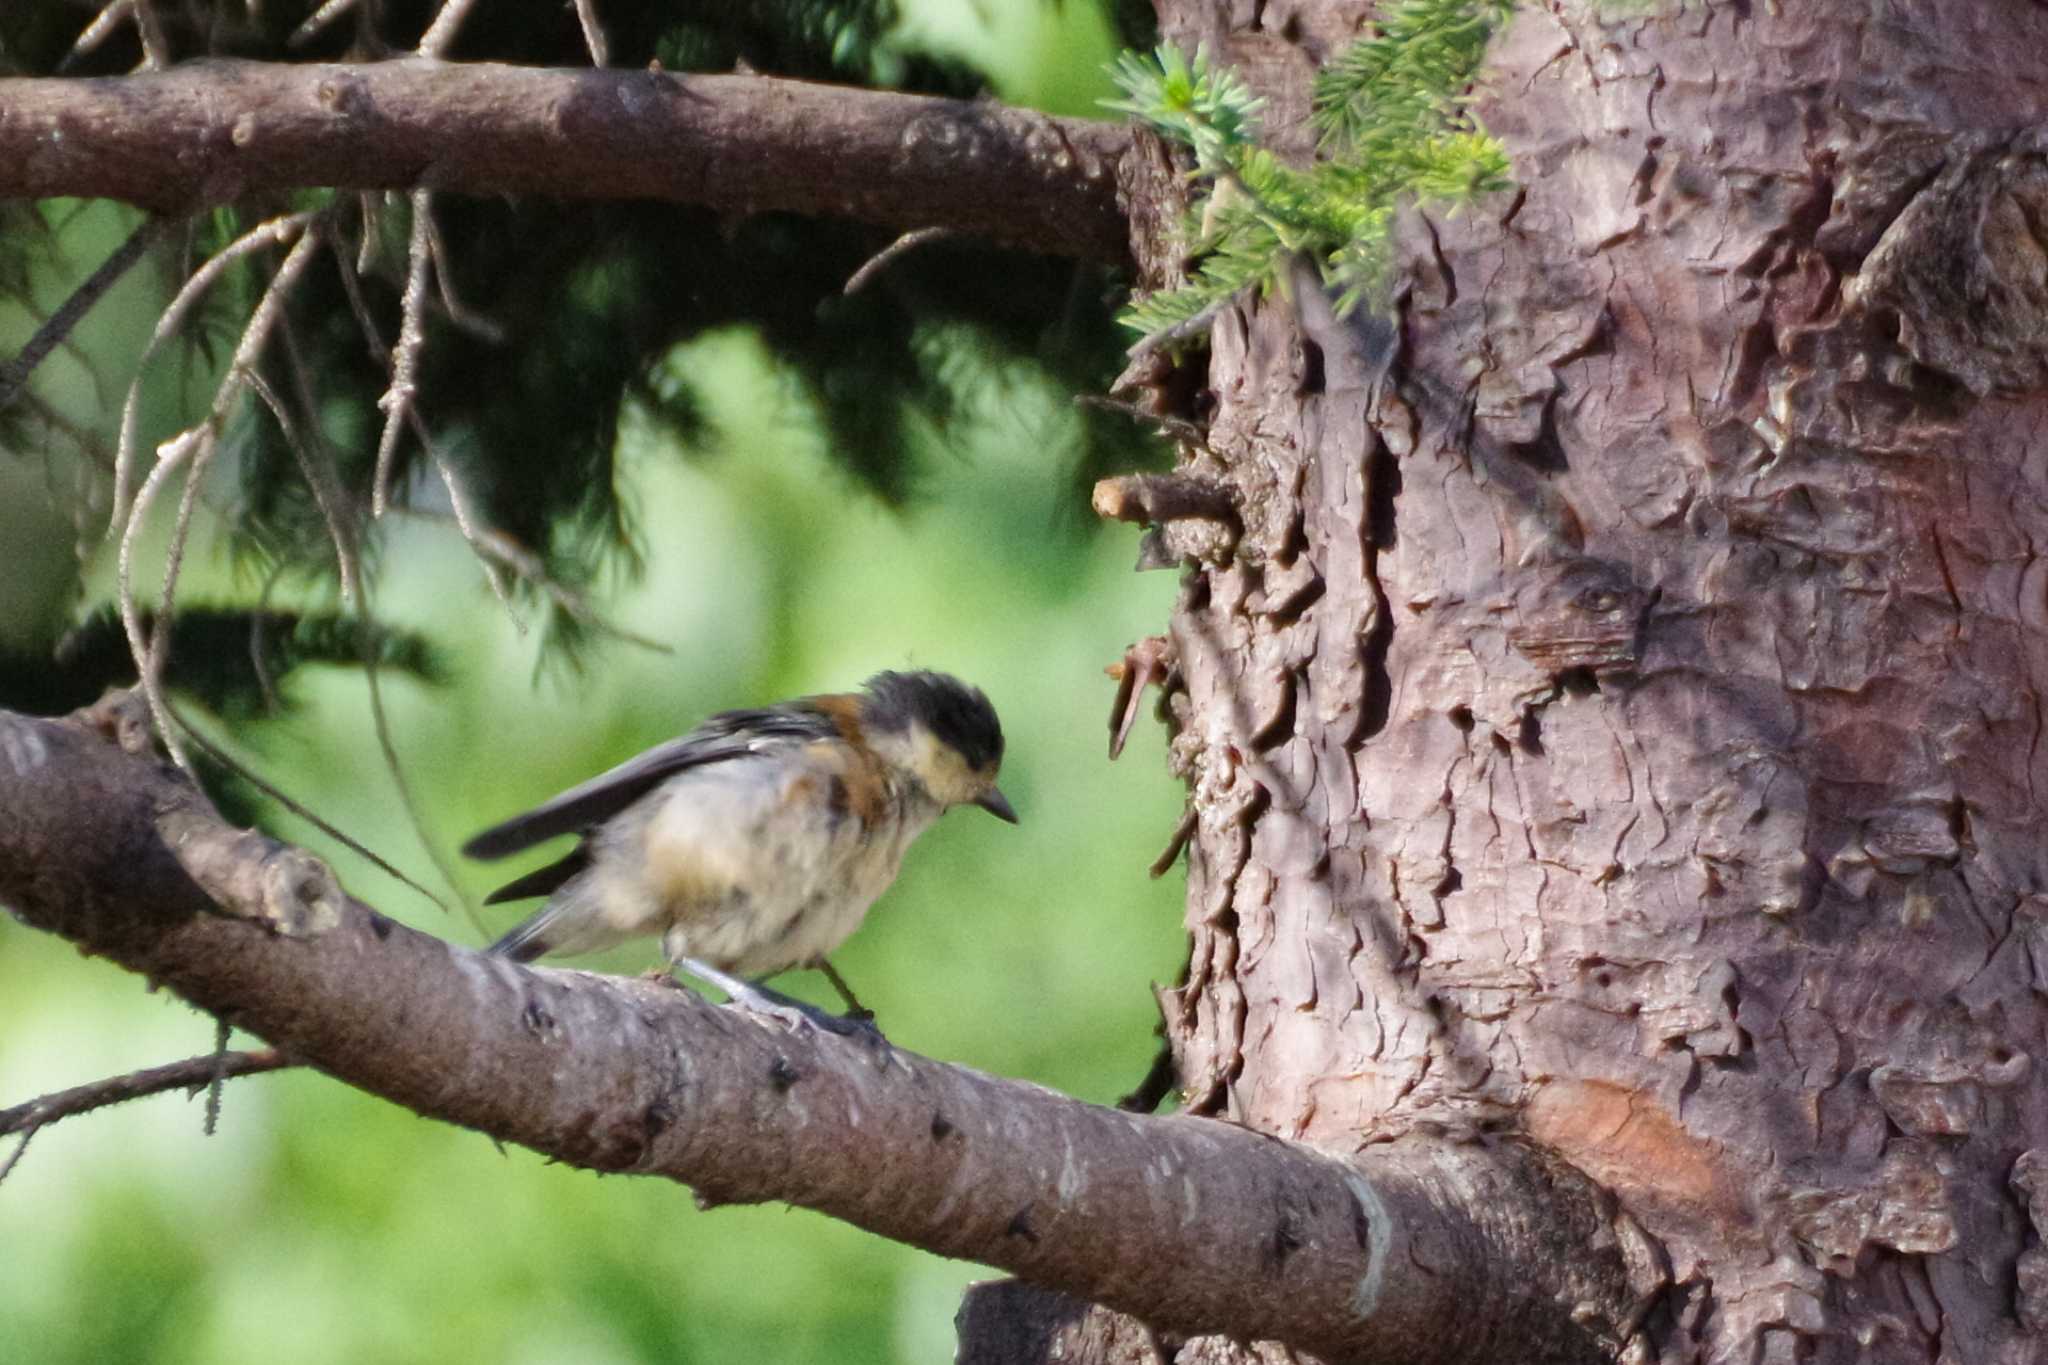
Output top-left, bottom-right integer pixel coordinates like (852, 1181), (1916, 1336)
(1111, 2), (1517, 344)
(1311, 0), (1515, 153)
(1104, 44), (1266, 173)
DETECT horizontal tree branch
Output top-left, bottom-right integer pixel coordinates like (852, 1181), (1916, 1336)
(0, 58), (1133, 262)
(0, 703), (1636, 1363)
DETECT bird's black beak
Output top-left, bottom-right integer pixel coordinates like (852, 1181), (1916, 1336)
(976, 787), (1019, 823)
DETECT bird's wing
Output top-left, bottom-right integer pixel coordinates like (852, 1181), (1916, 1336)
(480, 846), (590, 906)
(461, 705), (838, 860)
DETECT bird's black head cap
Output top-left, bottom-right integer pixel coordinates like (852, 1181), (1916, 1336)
(864, 670), (1005, 771)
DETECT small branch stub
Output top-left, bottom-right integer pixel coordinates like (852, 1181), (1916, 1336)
(1092, 473), (1239, 528)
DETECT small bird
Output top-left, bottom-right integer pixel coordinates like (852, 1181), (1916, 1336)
(463, 670), (1015, 1030)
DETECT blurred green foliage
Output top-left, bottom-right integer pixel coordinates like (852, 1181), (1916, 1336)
(0, 2), (1190, 1362)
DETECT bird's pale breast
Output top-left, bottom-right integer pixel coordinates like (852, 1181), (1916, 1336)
(593, 740), (929, 975)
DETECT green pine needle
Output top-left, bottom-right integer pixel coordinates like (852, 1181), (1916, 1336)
(1108, 2), (1518, 348)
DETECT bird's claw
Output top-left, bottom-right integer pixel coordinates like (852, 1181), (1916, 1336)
(733, 993), (886, 1046)
(663, 958), (886, 1044)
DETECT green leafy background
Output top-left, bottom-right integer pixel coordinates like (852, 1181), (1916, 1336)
(0, 3), (1194, 1362)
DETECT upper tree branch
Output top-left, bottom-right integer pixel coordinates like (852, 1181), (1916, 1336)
(0, 705), (1639, 1364)
(0, 58), (1133, 262)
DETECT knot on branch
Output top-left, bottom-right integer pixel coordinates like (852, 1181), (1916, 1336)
(1506, 557), (1651, 677)
(156, 807), (346, 937)
(248, 848), (346, 936)
(69, 688), (157, 755)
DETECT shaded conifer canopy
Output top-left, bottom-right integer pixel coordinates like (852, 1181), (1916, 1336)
(0, 0), (1160, 712)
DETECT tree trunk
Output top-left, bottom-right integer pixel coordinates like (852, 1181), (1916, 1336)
(1084, 1), (2048, 1360)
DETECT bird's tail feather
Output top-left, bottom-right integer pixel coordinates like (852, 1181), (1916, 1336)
(488, 908), (561, 963)
(488, 883), (624, 964)
(484, 848), (597, 963)
(482, 847), (588, 907)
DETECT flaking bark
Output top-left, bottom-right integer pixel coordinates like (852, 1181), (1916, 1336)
(1105, 1), (2048, 1361)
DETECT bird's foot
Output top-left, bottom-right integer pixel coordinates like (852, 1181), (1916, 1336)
(731, 982), (884, 1041)
(672, 958), (885, 1042)
(812, 958), (875, 1025)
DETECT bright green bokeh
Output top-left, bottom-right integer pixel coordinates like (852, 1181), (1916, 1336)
(0, 8), (1188, 1360)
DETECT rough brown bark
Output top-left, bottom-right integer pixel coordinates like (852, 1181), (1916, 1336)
(0, 58), (1131, 262)
(0, 703), (1635, 1365)
(1093, 1), (2048, 1362)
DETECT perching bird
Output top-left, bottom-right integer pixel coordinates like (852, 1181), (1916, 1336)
(463, 670), (1015, 1030)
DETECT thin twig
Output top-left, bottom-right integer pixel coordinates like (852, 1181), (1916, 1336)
(0, 1131), (33, 1185)
(126, 228), (326, 775)
(844, 226), (955, 296)
(165, 695), (454, 914)
(288, 0), (360, 48)
(341, 199), (633, 655)
(1075, 393), (1210, 447)
(357, 593), (484, 934)
(399, 506), (673, 655)
(425, 438), (513, 611)
(356, 192), (382, 278)
(266, 325), (366, 593)
(61, 0), (135, 70)
(341, 236), (569, 650)
(421, 209), (505, 343)
(0, 216), (162, 413)
(371, 191), (433, 516)
(415, 0), (483, 58)
(571, 0), (609, 67)
(152, 432), (213, 746)
(116, 430), (201, 773)
(333, 221), (389, 364)
(111, 211), (313, 533)
(0, 1048), (291, 1143)
(246, 359), (362, 607)
(248, 557), (288, 712)
(131, 0), (170, 68)
(1149, 805), (1197, 879)
(342, 232), (554, 640)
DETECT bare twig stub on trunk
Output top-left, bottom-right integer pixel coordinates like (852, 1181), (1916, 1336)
(0, 707), (1636, 1364)
(0, 60), (1132, 263)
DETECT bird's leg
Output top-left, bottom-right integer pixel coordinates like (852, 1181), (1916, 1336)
(813, 959), (874, 1023)
(671, 957), (874, 1039)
